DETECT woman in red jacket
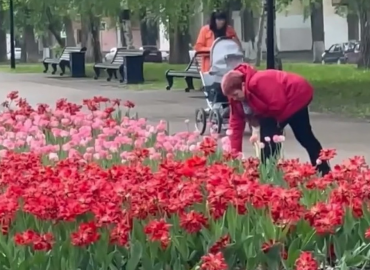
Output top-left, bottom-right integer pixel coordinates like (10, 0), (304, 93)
(221, 63), (330, 175)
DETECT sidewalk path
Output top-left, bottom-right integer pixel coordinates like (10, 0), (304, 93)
(1, 72), (369, 164)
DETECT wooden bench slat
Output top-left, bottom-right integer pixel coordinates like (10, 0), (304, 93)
(43, 47), (84, 64)
(165, 51), (208, 91)
(94, 63), (121, 69)
(97, 48), (146, 66)
(167, 71), (200, 78)
(167, 55), (202, 76)
(42, 46), (86, 75)
(44, 58), (60, 64)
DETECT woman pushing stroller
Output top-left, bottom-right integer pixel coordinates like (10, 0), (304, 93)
(194, 10), (241, 72)
(221, 63), (331, 175)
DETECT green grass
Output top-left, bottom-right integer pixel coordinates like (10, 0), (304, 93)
(0, 62), (194, 91)
(282, 64), (370, 118)
(1, 62), (370, 118)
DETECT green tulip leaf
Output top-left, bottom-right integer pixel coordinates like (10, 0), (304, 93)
(345, 254), (366, 267)
(287, 238), (301, 267)
(126, 240), (143, 270)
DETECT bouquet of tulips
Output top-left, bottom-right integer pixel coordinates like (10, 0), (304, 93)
(0, 92), (370, 270)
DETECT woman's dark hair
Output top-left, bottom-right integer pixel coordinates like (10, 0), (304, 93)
(209, 10), (228, 37)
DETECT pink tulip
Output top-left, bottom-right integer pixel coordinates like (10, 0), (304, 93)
(48, 152), (59, 161)
(226, 129), (233, 136)
(249, 135), (259, 144)
(0, 149), (7, 158)
(83, 153), (93, 161)
(272, 135), (280, 143)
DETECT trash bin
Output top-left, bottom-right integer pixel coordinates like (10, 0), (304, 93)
(69, 51), (86, 78)
(121, 54), (145, 84)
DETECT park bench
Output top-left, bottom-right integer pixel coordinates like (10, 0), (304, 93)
(165, 51), (208, 92)
(43, 47), (86, 76)
(93, 48), (149, 82)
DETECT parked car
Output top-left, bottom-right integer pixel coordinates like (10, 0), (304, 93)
(139, 46), (163, 63)
(346, 42), (361, 64)
(321, 41), (360, 64)
(104, 47), (117, 62)
(7, 47), (21, 60)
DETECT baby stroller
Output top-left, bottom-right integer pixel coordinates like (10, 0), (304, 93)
(195, 37), (252, 135)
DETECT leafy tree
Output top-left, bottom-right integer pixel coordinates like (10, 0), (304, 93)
(346, 0), (370, 68)
(331, 0), (370, 68)
(0, 0), (7, 61)
(278, 0), (325, 63)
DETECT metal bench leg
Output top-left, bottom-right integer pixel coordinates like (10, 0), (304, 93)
(185, 77), (195, 92)
(59, 62), (66, 76)
(113, 71), (118, 80)
(93, 67), (100, 79)
(165, 70), (174, 90)
(51, 64), (57, 75)
(106, 69), (113, 81)
(43, 62), (49, 73)
(119, 65), (124, 83)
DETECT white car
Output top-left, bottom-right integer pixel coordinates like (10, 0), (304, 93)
(104, 47), (117, 62)
(7, 47), (21, 60)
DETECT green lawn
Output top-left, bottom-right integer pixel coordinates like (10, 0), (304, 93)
(1, 62), (370, 118)
(0, 62), (190, 91)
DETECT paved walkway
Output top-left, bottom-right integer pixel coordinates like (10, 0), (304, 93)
(0, 72), (369, 164)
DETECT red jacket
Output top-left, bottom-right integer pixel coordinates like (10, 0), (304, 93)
(229, 64), (313, 152)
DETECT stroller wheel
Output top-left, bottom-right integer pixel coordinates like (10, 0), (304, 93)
(195, 108), (207, 135)
(210, 109), (223, 134)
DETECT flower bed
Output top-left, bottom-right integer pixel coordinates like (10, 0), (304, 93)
(0, 91), (370, 270)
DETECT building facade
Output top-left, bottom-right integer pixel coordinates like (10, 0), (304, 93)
(63, 0), (358, 53)
(188, 0), (358, 53)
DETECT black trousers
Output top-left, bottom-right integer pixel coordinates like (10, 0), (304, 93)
(259, 106), (330, 176)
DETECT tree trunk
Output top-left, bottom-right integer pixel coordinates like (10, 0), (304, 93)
(139, 9), (158, 46)
(81, 17), (94, 61)
(23, 25), (39, 62)
(310, 1), (325, 63)
(63, 16), (76, 46)
(347, 13), (359, 41)
(169, 24), (191, 64)
(119, 24), (127, 47)
(45, 7), (64, 47)
(89, 14), (102, 63)
(123, 20), (134, 48)
(120, 10), (134, 48)
(358, 10), (370, 68)
(241, 8), (257, 62)
(255, 8), (266, 67)
(0, 2), (7, 62)
(48, 26), (64, 47)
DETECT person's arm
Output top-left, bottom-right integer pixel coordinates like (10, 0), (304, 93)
(194, 27), (210, 52)
(228, 100), (245, 153)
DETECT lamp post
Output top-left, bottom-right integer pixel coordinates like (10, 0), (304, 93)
(265, 0), (275, 69)
(9, 0), (16, 69)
